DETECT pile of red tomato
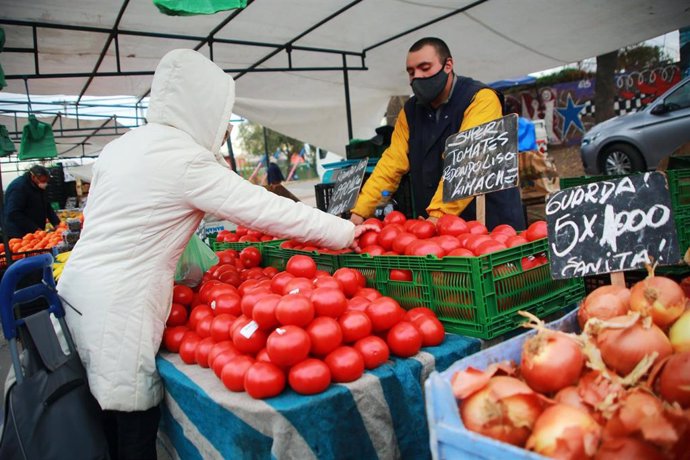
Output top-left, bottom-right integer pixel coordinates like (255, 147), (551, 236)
(215, 225), (282, 243)
(353, 211), (548, 258)
(450, 269), (690, 459)
(163, 249), (446, 399)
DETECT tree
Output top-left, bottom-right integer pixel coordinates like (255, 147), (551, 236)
(237, 120), (303, 160)
(617, 44), (671, 72)
(594, 50), (617, 124)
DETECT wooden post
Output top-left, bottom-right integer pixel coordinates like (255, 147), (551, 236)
(610, 272), (626, 287)
(476, 195), (486, 226)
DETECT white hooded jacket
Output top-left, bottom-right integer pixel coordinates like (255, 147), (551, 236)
(57, 49), (355, 411)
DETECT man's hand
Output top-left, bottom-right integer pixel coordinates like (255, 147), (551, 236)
(351, 222), (381, 252)
(426, 216), (438, 224)
(350, 213), (364, 225)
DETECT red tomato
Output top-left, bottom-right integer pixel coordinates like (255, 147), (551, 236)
(240, 288), (272, 318)
(212, 349), (240, 378)
(405, 307), (436, 323)
(338, 310), (373, 343)
(283, 277), (314, 296)
(505, 235), (529, 248)
(362, 218), (385, 231)
(405, 240), (445, 257)
(217, 270), (241, 287)
(474, 240), (508, 256)
(286, 255), (317, 279)
(235, 225), (249, 237)
(492, 224), (517, 236)
(179, 334), (202, 364)
(347, 296), (371, 312)
(306, 317), (343, 356)
(195, 315), (214, 338)
(386, 321), (423, 357)
(239, 246), (262, 268)
(166, 303), (188, 327)
(360, 245), (385, 256)
(310, 287), (348, 318)
(198, 280), (224, 304)
(525, 220), (548, 241)
(207, 284), (239, 305)
(263, 266), (279, 278)
(390, 269), (413, 282)
(411, 316), (445, 347)
(212, 292), (242, 316)
(211, 264), (236, 280)
(391, 232), (419, 255)
(435, 235), (462, 254)
(162, 326), (189, 353)
(288, 359), (331, 395)
(210, 314), (236, 342)
(189, 305), (213, 330)
(333, 268), (364, 298)
(266, 325), (311, 367)
(354, 287), (382, 302)
(270, 271), (295, 294)
(231, 320), (268, 355)
(217, 249), (237, 265)
(466, 221), (489, 235)
(207, 341), (237, 369)
(275, 294), (314, 327)
(446, 247), (473, 257)
(464, 234), (494, 253)
(324, 346), (365, 383)
(358, 230), (380, 249)
(366, 297), (405, 332)
(383, 210), (406, 225)
(252, 293), (282, 330)
(354, 336), (390, 370)
(220, 355), (255, 392)
(377, 225), (403, 251)
(409, 220), (437, 239)
(436, 214), (468, 236)
(313, 276), (343, 291)
(244, 362), (286, 399)
(456, 233), (472, 248)
(194, 337), (216, 368)
(172, 285), (194, 306)
(521, 256), (541, 270)
(490, 232), (510, 244)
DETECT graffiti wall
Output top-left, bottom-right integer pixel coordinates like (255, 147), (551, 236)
(505, 63), (683, 147)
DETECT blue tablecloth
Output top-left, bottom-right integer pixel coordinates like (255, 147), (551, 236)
(156, 333), (480, 460)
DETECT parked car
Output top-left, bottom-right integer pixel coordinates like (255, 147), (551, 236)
(580, 76), (690, 175)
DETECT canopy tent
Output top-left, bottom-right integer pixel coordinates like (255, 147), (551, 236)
(0, 0), (688, 155)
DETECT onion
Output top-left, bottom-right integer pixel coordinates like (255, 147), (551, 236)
(596, 315), (673, 376)
(658, 351), (690, 408)
(526, 404), (601, 459)
(554, 386), (592, 415)
(603, 389), (679, 450)
(669, 309), (690, 353)
(629, 274), (685, 328)
(594, 437), (666, 460)
(578, 285), (630, 329)
(521, 330), (584, 394)
(460, 376), (544, 447)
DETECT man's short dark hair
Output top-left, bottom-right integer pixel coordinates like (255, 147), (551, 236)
(29, 165), (50, 178)
(409, 37), (452, 64)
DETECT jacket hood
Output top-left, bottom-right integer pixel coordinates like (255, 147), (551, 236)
(147, 49), (235, 165)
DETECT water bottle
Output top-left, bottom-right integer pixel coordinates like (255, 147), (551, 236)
(374, 190), (397, 219)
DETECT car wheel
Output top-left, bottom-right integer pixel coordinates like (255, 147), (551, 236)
(600, 143), (645, 175)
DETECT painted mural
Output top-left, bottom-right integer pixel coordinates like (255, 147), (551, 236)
(505, 63), (683, 147)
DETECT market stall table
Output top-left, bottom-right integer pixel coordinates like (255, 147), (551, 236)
(156, 334), (479, 459)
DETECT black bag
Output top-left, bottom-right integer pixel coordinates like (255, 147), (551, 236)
(0, 254), (110, 460)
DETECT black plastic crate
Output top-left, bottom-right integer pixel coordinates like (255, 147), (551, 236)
(315, 174), (415, 219)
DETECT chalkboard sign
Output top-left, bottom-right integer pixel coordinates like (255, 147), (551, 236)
(546, 172), (681, 279)
(442, 114), (519, 203)
(327, 158), (368, 215)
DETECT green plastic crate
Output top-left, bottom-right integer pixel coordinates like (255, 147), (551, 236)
(339, 240), (584, 340)
(261, 245), (341, 274)
(667, 169), (690, 212)
(211, 236), (284, 253)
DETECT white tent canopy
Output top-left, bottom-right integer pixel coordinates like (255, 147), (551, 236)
(1, 0), (688, 155)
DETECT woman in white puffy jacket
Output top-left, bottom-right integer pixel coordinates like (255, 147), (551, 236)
(57, 49), (365, 459)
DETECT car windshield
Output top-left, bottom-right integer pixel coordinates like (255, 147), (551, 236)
(665, 80), (690, 110)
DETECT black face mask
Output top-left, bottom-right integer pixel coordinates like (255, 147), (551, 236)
(411, 66), (449, 106)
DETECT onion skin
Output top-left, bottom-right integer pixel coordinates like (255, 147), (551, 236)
(658, 351), (690, 408)
(629, 276), (685, 328)
(594, 437), (666, 460)
(597, 315), (673, 376)
(669, 309), (690, 353)
(579, 285), (630, 328)
(526, 404), (602, 459)
(521, 332), (584, 394)
(460, 376), (544, 447)
(554, 386), (592, 415)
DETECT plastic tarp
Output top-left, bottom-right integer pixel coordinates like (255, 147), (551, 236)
(1, 0), (688, 155)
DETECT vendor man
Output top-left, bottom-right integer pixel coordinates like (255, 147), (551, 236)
(350, 37), (525, 231)
(3, 164), (60, 238)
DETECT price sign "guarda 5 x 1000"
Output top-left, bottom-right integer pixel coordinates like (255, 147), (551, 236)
(545, 172), (681, 280)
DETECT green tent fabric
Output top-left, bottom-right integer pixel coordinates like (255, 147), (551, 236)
(19, 115), (58, 160)
(0, 125), (15, 156)
(0, 27), (5, 52)
(0, 62), (5, 90)
(153, 0), (246, 16)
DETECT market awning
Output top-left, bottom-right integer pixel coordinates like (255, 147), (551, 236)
(1, 0), (688, 155)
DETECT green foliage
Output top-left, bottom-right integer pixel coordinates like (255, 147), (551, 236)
(535, 68), (594, 87)
(617, 44), (671, 72)
(237, 120), (302, 158)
